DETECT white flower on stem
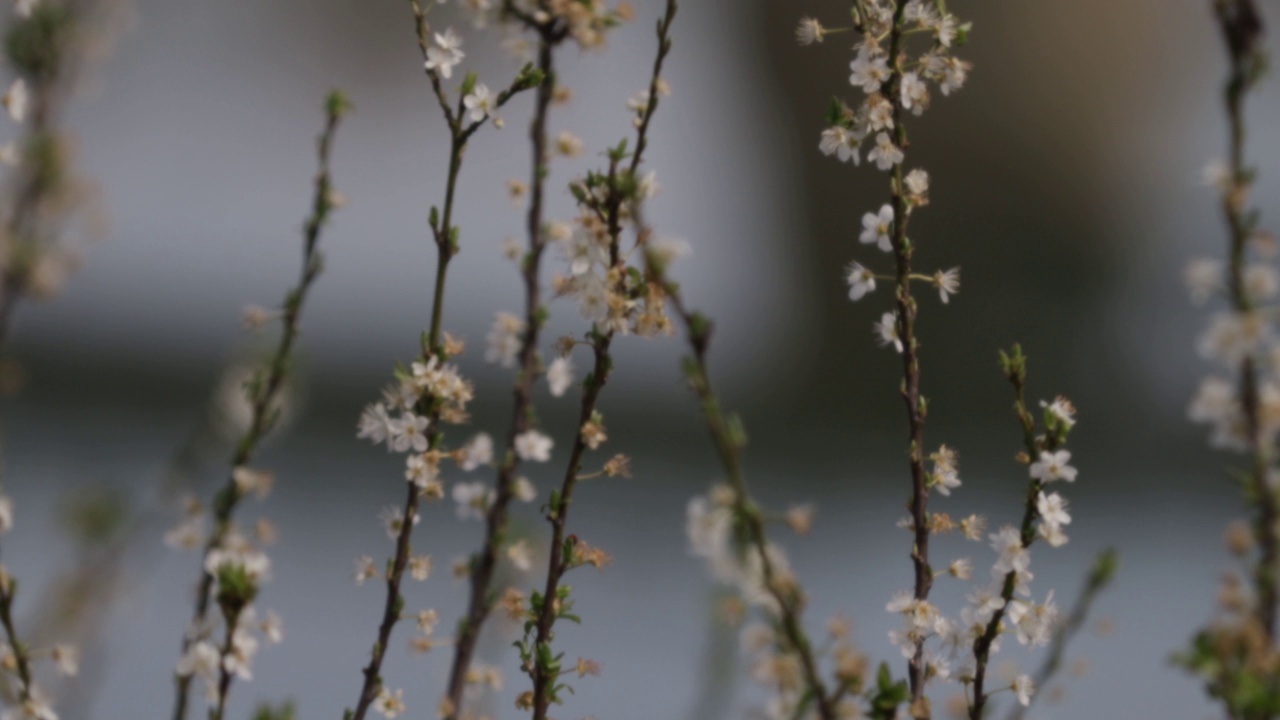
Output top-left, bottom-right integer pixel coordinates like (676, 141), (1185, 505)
(513, 476), (537, 502)
(849, 48), (890, 92)
(859, 204), (894, 252)
(819, 126), (860, 164)
(1012, 674), (1035, 706)
(866, 132), (903, 171)
(649, 237), (691, 267)
(795, 17), (825, 45)
(358, 403), (395, 448)
(463, 83), (496, 124)
(388, 412), (430, 453)
(930, 445), (960, 496)
(506, 538), (533, 572)
(51, 644), (78, 677)
(514, 430), (553, 462)
(1040, 396), (1077, 429)
(176, 640), (220, 680)
(686, 494), (736, 583)
(936, 13), (959, 47)
(547, 356), (574, 397)
(1245, 264), (1279, 301)
(486, 312), (525, 368)
(939, 57), (971, 95)
(3, 79), (27, 123)
(1029, 450), (1077, 483)
(379, 505), (418, 540)
(1198, 311), (1269, 365)
(424, 29), (464, 79)
(405, 454), (439, 492)
(222, 627), (259, 680)
(260, 610), (284, 645)
(905, 168), (930, 196)
(555, 130), (584, 158)
(874, 311), (903, 353)
(900, 72), (929, 116)
(373, 687), (406, 718)
(1185, 259), (1224, 305)
(2, 688), (57, 720)
(990, 526), (1029, 575)
(354, 555), (378, 585)
(409, 555), (432, 581)
(0, 495), (12, 535)
(452, 481), (493, 521)
(947, 558), (973, 580)
(868, 96), (894, 131)
(1036, 491), (1071, 529)
(846, 262), (876, 301)
(934, 268), (960, 304)
(459, 432), (494, 471)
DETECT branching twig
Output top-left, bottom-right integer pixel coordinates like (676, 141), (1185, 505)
(345, 8), (542, 720)
(172, 91), (349, 720)
(1004, 549), (1117, 720)
(441, 14), (569, 720)
(523, 5), (677, 718)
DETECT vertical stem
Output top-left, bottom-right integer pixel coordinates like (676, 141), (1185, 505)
(174, 96), (346, 720)
(443, 24), (563, 720)
(1213, 0), (1276, 641)
(882, 0), (930, 705)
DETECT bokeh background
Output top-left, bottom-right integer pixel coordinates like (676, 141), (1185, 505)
(4, 0), (1280, 717)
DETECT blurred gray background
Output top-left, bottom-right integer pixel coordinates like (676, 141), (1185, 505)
(4, 0), (1280, 717)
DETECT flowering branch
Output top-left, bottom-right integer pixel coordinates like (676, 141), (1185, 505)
(1004, 548), (1117, 720)
(0, 0), (101, 351)
(1179, 3), (1280, 716)
(440, 17), (569, 720)
(0, 564), (36, 711)
(343, 9), (543, 720)
(642, 224), (839, 720)
(1213, 0), (1277, 641)
(520, 5), (677, 717)
(171, 90), (350, 720)
(969, 346), (1077, 719)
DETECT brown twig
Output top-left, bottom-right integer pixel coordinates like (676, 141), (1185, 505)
(1211, 0), (1276, 642)
(345, 9), (542, 719)
(171, 91), (349, 720)
(524, 5), (678, 717)
(440, 14), (569, 720)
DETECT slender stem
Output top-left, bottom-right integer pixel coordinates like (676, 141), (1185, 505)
(1003, 549), (1117, 720)
(969, 356), (1052, 719)
(172, 94), (347, 720)
(1212, 0), (1277, 642)
(640, 219), (836, 720)
(0, 566), (35, 704)
(441, 18), (565, 719)
(881, 0), (932, 705)
(525, 9), (678, 716)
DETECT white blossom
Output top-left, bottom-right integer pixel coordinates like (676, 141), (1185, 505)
(424, 28), (464, 79)
(1029, 450), (1077, 483)
(874, 311), (902, 353)
(547, 356), (574, 397)
(859, 204), (894, 252)
(514, 430), (553, 462)
(866, 132), (903, 171)
(846, 262), (876, 301)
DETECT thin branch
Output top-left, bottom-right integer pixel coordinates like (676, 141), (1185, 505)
(171, 91), (349, 720)
(639, 215), (837, 720)
(440, 16), (567, 720)
(524, 5), (678, 717)
(1004, 549), (1118, 720)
